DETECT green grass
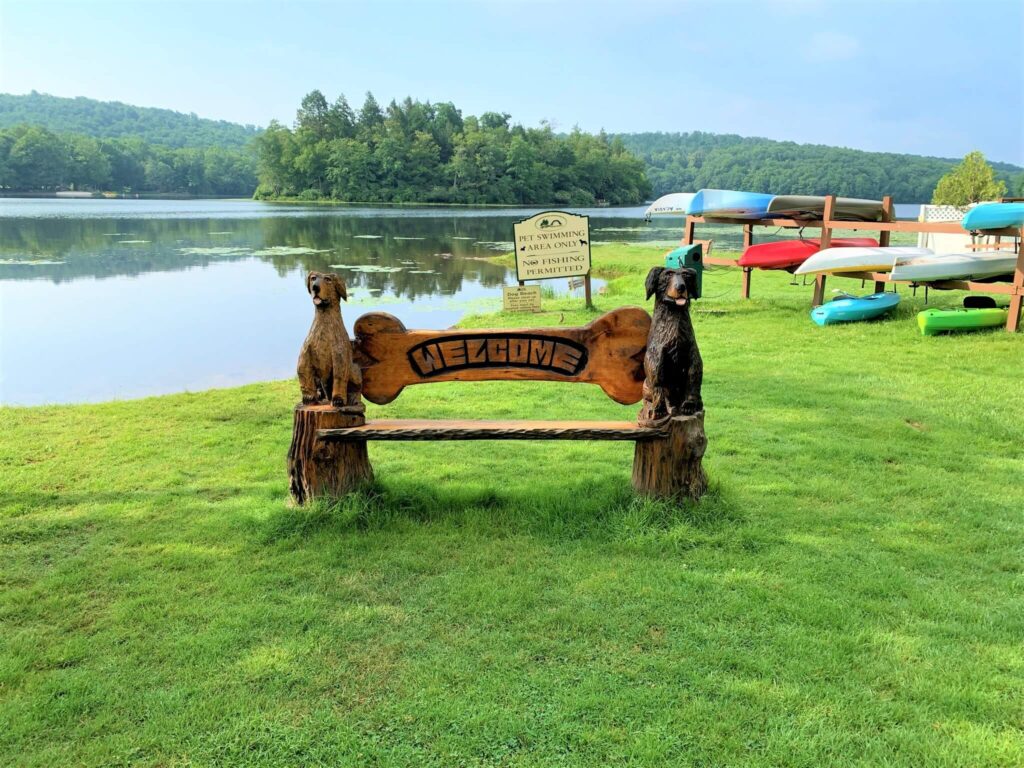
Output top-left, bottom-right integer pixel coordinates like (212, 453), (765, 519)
(2, 245), (1023, 766)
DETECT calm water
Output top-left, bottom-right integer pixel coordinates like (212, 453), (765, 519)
(0, 199), (923, 405)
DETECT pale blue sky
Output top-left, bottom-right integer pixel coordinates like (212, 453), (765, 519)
(1, 0), (1021, 163)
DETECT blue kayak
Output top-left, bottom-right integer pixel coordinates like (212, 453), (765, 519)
(961, 202), (1024, 230)
(686, 189), (775, 219)
(810, 292), (900, 326)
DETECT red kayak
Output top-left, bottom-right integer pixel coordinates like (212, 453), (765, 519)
(738, 237), (879, 270)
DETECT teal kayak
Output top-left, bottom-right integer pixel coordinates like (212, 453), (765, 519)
(918, 307), (1008, 335)
(810, 292), (900, 326)
(961, 202), (1024, 230)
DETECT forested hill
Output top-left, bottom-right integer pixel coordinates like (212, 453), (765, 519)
(617, 132), (1024, 202)
(0, 92), (259, 149)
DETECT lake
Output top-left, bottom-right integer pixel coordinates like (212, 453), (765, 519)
(0, 198), (923, 405)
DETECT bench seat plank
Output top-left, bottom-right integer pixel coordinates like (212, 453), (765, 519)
(318, 419), (667, 442)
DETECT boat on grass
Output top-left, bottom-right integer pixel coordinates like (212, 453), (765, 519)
(794, 246), (931, 276)
(918, 307), (1008, 335)
(890, 250), (1019, 282)
(961, 202), (1024, 230)
(738, 237), (879, 270)
(810, 292), (900, 326)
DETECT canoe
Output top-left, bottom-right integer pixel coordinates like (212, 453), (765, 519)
(643, 192), (696, 220)
(918, 307), (1008, 335)
(794, 246), (931, 276)
(738, 237), (879, 270)
(686, 189), (775, 219)
(961, 202), (1024, 230)
(767, 195), (886, 222)
(890, 250), (1019, 282)
(811, 292), (900, 326)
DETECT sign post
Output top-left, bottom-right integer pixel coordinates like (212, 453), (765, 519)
(513, 210), (592, 308)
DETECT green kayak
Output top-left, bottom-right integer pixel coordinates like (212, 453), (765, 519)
(917, 307), (1008, 336)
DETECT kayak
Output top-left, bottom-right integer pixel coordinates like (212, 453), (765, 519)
(794, 246), (931, 276)
(738, 237), (879, 270)
(961, 202), (1024, 230)
(686, 189), (775, 219)
(643, 192), (696, 220)
(767, 195), (886, 222)
(918, 307), (1008, 335)
(811, 292), (900, 326)
(890, 250), (1019, 282)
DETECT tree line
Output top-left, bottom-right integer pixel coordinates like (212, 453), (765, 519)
(0, 123), (257, 195)
(619, 132), (1024, 202)
(0, 92), (258, 149)
(253, 91), (652, 205)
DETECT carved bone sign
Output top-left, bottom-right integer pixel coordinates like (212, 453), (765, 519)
(354, 307), (651, 405)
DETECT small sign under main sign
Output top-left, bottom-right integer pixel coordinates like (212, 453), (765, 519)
(514, 210), (591, 282)
(502, 285), (542, 313)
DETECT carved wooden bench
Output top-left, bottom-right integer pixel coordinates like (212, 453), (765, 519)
(287, 307), (707, 504)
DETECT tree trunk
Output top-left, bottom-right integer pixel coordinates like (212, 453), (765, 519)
(632, 412), (708, 501)
(287, 404), (372, 504)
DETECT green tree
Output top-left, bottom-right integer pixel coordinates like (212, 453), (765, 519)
(932, 151), (1008, 205)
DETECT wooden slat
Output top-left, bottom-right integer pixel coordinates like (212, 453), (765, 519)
(823, 219), (1019, 236)
(318, 419), (668, 442)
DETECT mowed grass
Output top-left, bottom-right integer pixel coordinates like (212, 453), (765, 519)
(2, 244), (1023, 766)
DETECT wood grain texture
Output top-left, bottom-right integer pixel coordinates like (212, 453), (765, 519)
(353, 307), (651, 405)
(287, 404), (372, 504)
(632, 412), (708, 501)
(318, 419), (667, 442)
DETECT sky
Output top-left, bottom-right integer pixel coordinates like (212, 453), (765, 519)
(1, 0), (1021, 164)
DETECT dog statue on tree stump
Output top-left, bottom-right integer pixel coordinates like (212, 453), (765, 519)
(632, 266), (707, 500)
(288, 271), (371, 504)
(297, 271), (362, 407)
(639, 266), (703, 423)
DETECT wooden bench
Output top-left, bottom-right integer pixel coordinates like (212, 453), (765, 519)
(287, 307), (707, 503)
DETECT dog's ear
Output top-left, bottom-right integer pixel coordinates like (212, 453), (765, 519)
(332, 274), (348, 302)
(306, 272), (317, 294)
(645, 267), (665, 300)
(682, 268), (698, 299)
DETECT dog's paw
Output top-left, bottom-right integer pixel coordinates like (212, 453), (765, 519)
(330, 396), (345, 407)
(680, 399), (701, 416)
(301, 395), (317, 404)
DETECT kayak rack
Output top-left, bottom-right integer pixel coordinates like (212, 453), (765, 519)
(680, 194), (1024, 333)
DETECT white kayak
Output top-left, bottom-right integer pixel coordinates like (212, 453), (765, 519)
(890, 250), (1020, 282)
(643, 192), (696, 220)
(795, 246), (932, 276)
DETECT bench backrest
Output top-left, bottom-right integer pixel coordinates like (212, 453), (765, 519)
(354, 307), (651, 405)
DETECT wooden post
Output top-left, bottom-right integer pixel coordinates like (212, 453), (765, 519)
(584, 273), (593, 308)
(812, 195), (836, 306)
(1008, 226), (1024, 332)
(681, 216), (696, 246)
(287, 404), (372, 504)
(876, 195), (893, 293)
(632, 413), (708, 501)
(741, 224), (754, 299)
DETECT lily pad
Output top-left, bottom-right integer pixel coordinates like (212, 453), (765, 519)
(118, 240), (150, 244)
(0, 258), (65, 265)
(179, 246), (252, 256)
(353, 235), (382, 239)
(251, 246), (332, 257)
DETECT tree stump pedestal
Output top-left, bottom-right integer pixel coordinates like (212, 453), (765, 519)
(287, 404), (373, 504)
(632, 412), (708, 501)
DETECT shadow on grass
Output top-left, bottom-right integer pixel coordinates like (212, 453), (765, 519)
(259, 478), (745, 550)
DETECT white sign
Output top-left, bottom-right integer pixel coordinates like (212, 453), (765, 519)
(513, 210), (591, 282)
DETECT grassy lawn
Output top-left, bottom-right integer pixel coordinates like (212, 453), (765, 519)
(2, 244), (1022, 766)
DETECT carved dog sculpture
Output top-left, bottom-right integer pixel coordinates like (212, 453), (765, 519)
(297, 272), (362, 407)
(639, 266), (703, 422)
